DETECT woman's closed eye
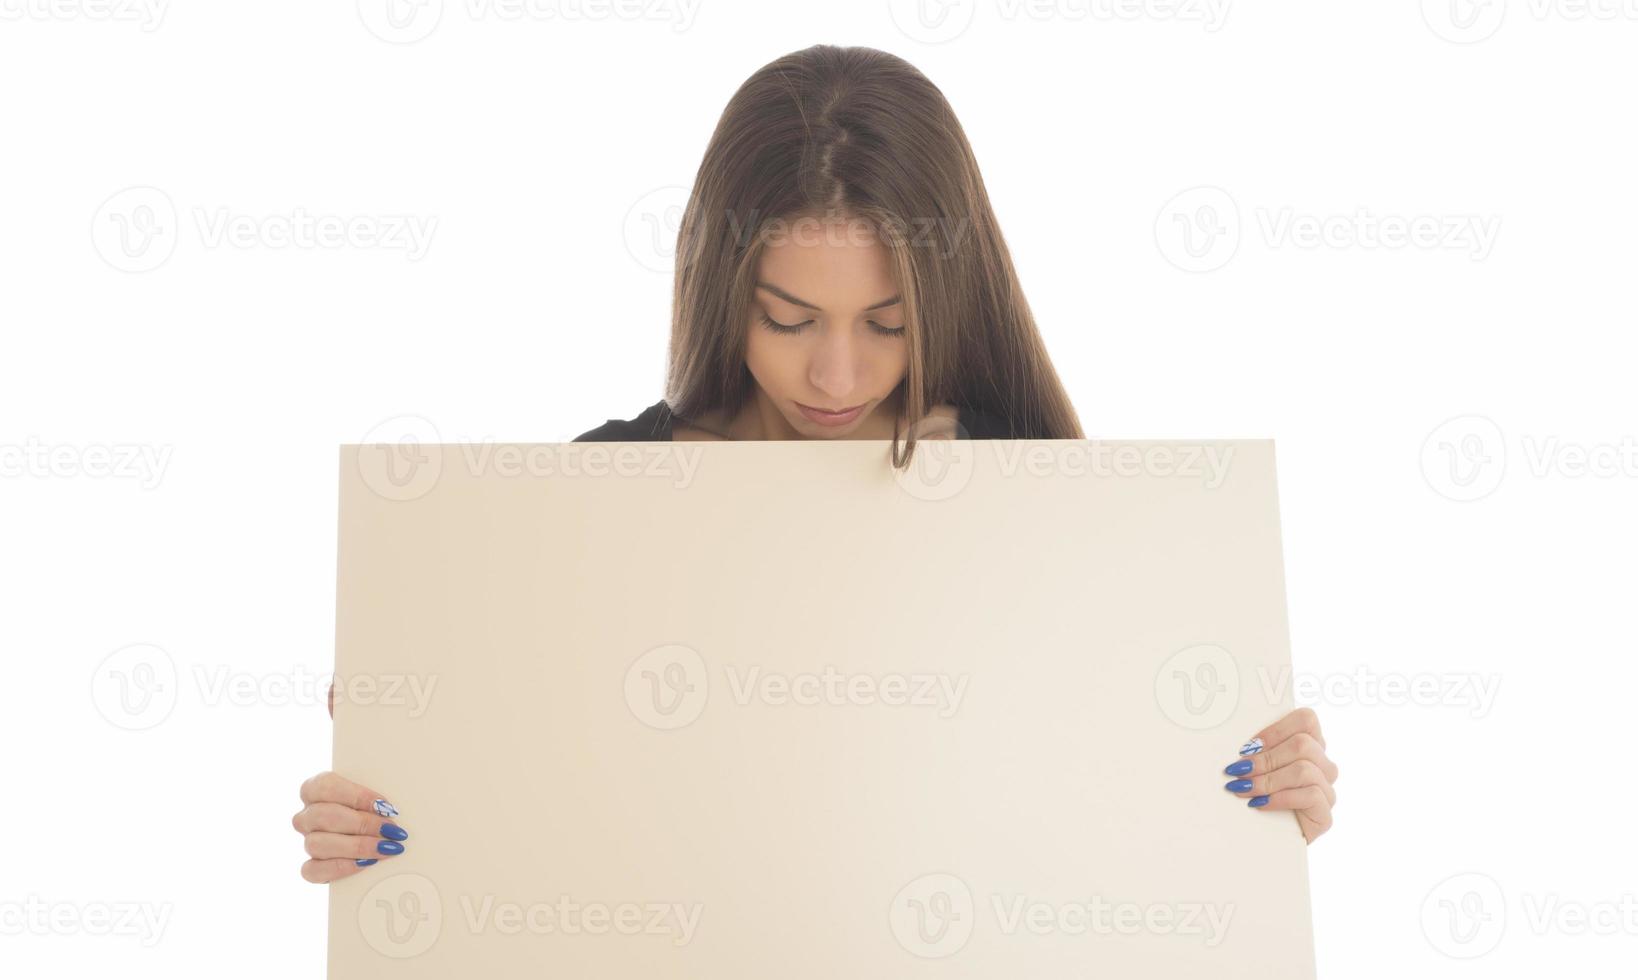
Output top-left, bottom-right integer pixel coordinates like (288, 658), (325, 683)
(759, 313), (905, 338)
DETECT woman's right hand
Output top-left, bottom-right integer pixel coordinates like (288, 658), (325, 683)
(291, 771), (408, 883)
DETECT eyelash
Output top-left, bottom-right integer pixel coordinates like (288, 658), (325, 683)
(759, 313), (905, 338)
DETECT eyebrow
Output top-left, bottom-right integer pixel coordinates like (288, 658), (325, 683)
(755, 281), (901, 313)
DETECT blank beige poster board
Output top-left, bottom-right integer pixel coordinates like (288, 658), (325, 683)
(329, 438), (1314, 978)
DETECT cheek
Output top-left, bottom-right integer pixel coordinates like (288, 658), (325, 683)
(743, 320), (799, 392)
(857, 338), (910, 396)
(875, 342), (909, 385)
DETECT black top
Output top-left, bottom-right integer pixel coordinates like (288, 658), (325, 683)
(572, 399), (1016, 442)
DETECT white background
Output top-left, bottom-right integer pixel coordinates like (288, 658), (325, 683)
(3, 0), (1635, 976)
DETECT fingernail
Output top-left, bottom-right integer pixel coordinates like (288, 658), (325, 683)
(377, 840), (405, 855)
(1248, 795), (1270, 808)
(1224, 759), (1254, 776)
(1225, 779), (1254, 793)
(373, 799), (400, 818)
(380, 823), (409, 842)
(1238, 737), (1264, 756)
(355, 858), (378, 867)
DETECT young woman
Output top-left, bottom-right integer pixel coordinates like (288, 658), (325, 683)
(291, 44), (1338, 884)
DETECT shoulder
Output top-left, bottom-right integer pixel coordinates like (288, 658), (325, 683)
(913, 402), (1015, 440)
(954, 402), (1015, 440)
(572, 400), (673, 442)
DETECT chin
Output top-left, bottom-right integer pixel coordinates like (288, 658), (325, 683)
(791, 415), (861, 438)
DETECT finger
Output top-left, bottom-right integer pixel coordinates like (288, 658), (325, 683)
(1247, 706), (1325, 753)
(291, 801), (406, 839)
(1249, 785), (1334, 842)
(1229, 759), (1336, 807)
(300, 771), (398, 817)
(1250, 784), (1329, 815)
(303, 831), (407, 862)
(1246, 731), (1338, 784)
(301, 857), (377, 884)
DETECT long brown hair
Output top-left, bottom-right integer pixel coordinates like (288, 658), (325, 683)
(666, 44), (1084, 465)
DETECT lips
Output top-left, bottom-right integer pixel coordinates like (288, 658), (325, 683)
(795, 401), (866, 427)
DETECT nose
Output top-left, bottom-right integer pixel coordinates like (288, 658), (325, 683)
(807, 324), (860, 402)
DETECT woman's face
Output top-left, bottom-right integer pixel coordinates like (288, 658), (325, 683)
(743, 216), (908, 437)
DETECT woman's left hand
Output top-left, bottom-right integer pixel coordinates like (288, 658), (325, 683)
(1222, 706), (1338, 843)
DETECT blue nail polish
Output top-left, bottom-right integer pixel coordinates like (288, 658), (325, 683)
(355, 858), (378, 867)
(1248, 795), (1270, 808)
(1225, 779), (1255, 793)
(1239, 737), (1264, 756)
(377, 840), (405, 855)
(373, 799), (400, 818)
(1224, 759), (1254, 776)
(380, 822), (409, 841)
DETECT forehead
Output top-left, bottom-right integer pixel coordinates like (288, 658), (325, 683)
(756, 217), (897, 310)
